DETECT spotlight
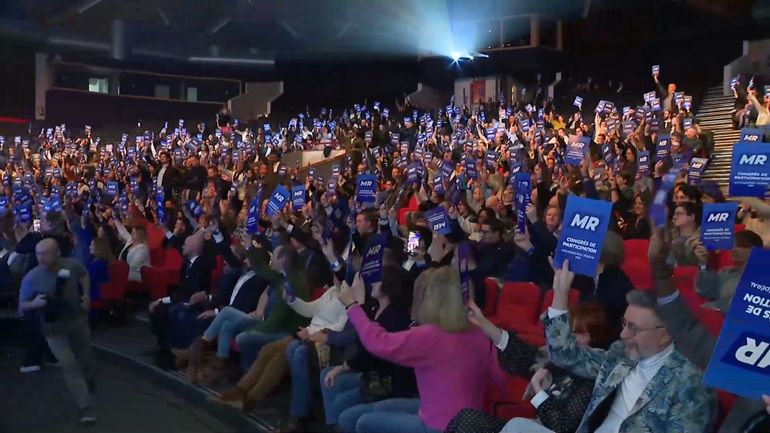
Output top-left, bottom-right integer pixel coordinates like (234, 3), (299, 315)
(451, 51), (461, 61)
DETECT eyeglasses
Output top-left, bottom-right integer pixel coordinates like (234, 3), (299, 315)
(621, 318), (664, 336)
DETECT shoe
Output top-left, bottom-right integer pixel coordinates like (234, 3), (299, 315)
(78, 407), (97, 426)
(207, 386), (247, 410)
(171, 348), (191, 369)
(20, 365), (41, 373)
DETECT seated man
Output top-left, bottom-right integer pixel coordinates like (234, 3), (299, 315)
(502, 259), (716, 433)
(148, 232), (213, 368)
(168, 227), (269, 364)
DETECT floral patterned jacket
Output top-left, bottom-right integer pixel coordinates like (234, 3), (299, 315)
(544, 311), (717, 433)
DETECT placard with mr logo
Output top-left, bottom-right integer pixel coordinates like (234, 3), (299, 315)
(554, 196), (612, 277)
(729, 142), (770, 197)
(700, 202), (738, 250)
(704, 248), (770, 399)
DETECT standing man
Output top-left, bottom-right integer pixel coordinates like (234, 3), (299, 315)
(19, 238), (96, 425)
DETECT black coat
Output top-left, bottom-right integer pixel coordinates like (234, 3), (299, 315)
(211, 269), (268, 313)
(171, 253), (215, 302)
(572, 265), (633, 331)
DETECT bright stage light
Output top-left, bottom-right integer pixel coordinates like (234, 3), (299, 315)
(451, 51), (461, 61)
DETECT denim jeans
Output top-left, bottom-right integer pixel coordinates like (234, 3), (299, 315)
(286, 339), (312, 418)
(339, 398), (440, 433)
(235, 331), (290, 372)
(202, 307), (261, 358)
(320, 366), (362, 425)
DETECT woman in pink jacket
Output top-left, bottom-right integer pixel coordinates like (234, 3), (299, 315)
(337, 266), (506, 433)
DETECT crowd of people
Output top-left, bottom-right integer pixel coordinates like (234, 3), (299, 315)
(7, 64), (770, 432)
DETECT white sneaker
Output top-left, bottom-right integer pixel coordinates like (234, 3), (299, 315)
(78, 407), (97, 426)
(20, 365), (41, 373)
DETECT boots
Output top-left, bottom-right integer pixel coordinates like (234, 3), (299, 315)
(201, 356), (228, 385)
(170, 348), (191, 369)
(187, 337), (215, 384)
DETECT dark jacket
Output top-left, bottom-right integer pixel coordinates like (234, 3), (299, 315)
(573, 265), (633, 331)
(211, 269), (268, 313)
(171, 253), (214, 302)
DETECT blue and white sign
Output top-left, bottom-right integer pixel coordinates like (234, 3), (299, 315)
(656, 134), (671, 160)
(565, 137), (590, 165)
(701, 202), (738, 251)
(554, 196), (612, 277)
(266, 185), (290, 217)
(514, 173), (531, 233)
(457, 241), (473, 304)
(729, 142), (770, 197)
(465, 158), (478, 179)
(637, 151), (651, 176)
(425, 206), (452, 235)
(356, 174), (377, 203)
(688, 157), (708, 185)
(573, 96), (583, 109)
(704, 248), (770, 399)
(360, 234), (385, 288)
(246, 196), (260, 234)
(106, 181), (119, 197)
(741, 128), (766, 143)
(291, 185), (306, 211)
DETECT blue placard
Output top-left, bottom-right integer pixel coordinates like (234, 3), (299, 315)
(291, 185), (306, 211)
(485, 150), (499, 170)
(656, 134), (671, 160)
(565, 137), (590, 166)
(266, 185), (290, 217)
(514, 173), (531, 233)
(703, 248), (770, 399)
(553, 196), (612, 277)
(741, 128), (766, 143)
(406, 164), (420, 184)
(106, 181), (119, 197)
(700, 202), (738, 251)
(637, 151), (651, 176)
(356, 174), (377, 203)
(246, 196), (260, 234)
(729, 142), (770, 197)
(688, 157), (708, 185)
(465, 158), (478, 179)
(424, 206), (452, 235)
(360, 234), (385, 288)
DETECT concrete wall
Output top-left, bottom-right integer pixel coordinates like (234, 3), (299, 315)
(724, 39), (770, 95)
(228, 81), (283, 121)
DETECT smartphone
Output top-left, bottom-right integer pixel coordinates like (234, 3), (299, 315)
(32, 219), (41, 233)
(406, 231), (421, 255)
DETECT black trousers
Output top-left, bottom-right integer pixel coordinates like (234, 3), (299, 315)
(22, 312), (56, 366)
(149, 302), (171, 348)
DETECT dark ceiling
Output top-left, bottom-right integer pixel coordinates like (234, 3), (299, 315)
(0, 0), (766, 68)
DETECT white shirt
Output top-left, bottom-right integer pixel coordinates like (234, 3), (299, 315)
(157, 165), (167, 187)
(230, 271), (255, 305)
(595, 343), (674, 433)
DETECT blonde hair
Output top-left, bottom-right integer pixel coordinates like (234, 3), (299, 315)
(411, 267), (435, 319)
(414, 266), (470, 333)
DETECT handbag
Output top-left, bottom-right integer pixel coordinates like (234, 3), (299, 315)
(358, 371), (394, 403)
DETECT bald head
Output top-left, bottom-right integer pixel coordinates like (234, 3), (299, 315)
(35, 238), (60, 269)
(182, 233), (204, 258)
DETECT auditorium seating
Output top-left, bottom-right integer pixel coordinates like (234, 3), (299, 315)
(91, 261), (130, 311)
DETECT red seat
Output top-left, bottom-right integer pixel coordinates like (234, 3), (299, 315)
(513, 289), (581, 337)
(483, 278), (500, 317)
(489, 282), (542, 329)
(734, 223), (745, 233)
(485, 376), (537, 421)
(92, 261), (130, 310)
(621, 260), (653, 291)
(150, 247), (165, 267)
(695, 306), (724, 337)
(623, 239), (650, 262)
(673, 266), (698, 293)
(715, 250), (733, 270)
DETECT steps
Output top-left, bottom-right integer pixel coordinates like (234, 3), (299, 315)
(696, 85), (740, 196)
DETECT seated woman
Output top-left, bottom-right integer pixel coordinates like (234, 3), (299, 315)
(445, 302), (615, 433)
(623, 194), (651, 240)
(114, 217), (150, 282)
(321, 266), (416, 432)
(337, 265), (506, 433)
(87, 238), (115, 303)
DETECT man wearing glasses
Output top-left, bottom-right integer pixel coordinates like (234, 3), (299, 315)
(531, 258), (716, 433)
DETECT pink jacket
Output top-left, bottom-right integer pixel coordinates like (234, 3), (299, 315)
(348, 305), (506, 431)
